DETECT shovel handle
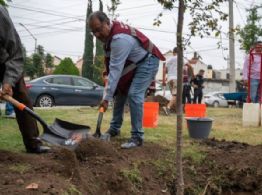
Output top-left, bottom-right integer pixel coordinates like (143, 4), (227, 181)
(1, 94), (26, 111)
(99, 107), (104, 113)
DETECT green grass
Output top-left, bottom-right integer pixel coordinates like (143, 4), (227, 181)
(0, 106), (261, 153)
(120, 163), (143, 188)
(62, 184), (82, 195)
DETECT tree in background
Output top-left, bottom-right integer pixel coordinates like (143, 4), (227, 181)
(22, 45), (36, 79)
(24, 57), (36, 79)
(0, 0), (6, 6)
(45, 53), (54, 68)
(53, 58), (79, 76)
(31, 45), (45, 77)
(0, 0), (10, 6)
(237, 6), (262, 53)
(82, 0), (94, 80)
(107, 0), (120, 19)
(93, 0), (105, 86)
(32, 53), (44, 77)
(36, 45), (45, 59)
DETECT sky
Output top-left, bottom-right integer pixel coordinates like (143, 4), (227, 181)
(6, 0), (262, 70)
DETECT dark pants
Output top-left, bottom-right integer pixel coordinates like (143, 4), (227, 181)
(1, 76), (41, 151)
(182, 84), (191, 104)
(193, 88), (203, 104)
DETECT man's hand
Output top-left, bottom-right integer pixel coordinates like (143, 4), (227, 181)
(1, 83), (13, 97)
(99, 100), (108, 112)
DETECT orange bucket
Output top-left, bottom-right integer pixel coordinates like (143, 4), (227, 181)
(143, 102), (159, 128)
(185, 104), (206, 118)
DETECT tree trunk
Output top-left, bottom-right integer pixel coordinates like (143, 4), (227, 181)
(82, 0), (94, 79)
(176, 0), (185, 195)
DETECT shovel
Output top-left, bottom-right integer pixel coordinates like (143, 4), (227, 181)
(1, 94), (90, 147)
(93, 107), (104, 138)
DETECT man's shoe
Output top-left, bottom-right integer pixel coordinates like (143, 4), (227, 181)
(121, 138), (143, 149)
(27, 146), (51, 154)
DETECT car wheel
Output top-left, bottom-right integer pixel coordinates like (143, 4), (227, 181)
(37, 95), (54, 107)
(213, 101), (219, 108)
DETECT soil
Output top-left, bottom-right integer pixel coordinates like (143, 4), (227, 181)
(0, 138), (261, 194)
(169, 138), (262, 195)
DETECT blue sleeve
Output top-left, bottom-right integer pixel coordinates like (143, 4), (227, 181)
(103, 35), (133, 101)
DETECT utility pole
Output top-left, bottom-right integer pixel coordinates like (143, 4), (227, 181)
(19, 23), (37, 53)
(229, 0), (236, 92)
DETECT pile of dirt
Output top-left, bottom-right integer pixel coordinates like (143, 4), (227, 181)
(0, 140), (171, 194)
(169, 138), (262, 195)
(1, 138), (262, 194)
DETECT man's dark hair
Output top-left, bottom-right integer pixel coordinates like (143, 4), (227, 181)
(199, 69), (205, 73)
(173, 47), (178, 53)
(88, 11), (110, 23)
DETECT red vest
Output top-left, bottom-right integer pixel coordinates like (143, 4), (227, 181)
(104, 21), (165, 95)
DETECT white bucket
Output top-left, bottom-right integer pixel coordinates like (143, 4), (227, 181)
(242, 103), (261, 127)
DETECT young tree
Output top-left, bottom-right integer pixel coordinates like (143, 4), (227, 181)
(237, 6), (262, 52)
(53, 58), (79, 75)
(82, 0), (94, 80)
(155, 1), (228, 194)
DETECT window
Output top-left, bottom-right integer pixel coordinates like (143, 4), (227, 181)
(50, 77), (72, 85)
(73, 78), (93, 87)
(45, 78), (53, 83)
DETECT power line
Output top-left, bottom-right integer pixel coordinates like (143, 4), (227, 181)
(9, 5), (85, 21)
(9, 3), (85, 18)
(16, 19), (83, 34)
(20, 28), (83, 39)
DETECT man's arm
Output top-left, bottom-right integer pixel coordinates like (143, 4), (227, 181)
(0, 7), (24, 87)
(103, 35), (133, 102)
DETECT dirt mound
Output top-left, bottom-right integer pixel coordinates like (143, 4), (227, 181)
(169, 138), (262, 195)
(75, 138), (120, 161)
(0, 141), (170, 194)
(1, 138), (262, 194)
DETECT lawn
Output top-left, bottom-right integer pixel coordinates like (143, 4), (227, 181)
(0, 106), (261, 152)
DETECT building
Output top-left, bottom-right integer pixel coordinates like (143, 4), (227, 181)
(76, 58), (83, 75)
(203, 78), (230, 94)
(219, 68), (243, 80)
(53, 56), (62, 66)
(44, 55), (62, 75)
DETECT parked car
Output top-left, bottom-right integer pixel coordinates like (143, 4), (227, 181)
(204, 92), (228, 107)
(26, 75), (104, 107)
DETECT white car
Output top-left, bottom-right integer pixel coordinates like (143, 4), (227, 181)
(204, 92), (228, 107)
